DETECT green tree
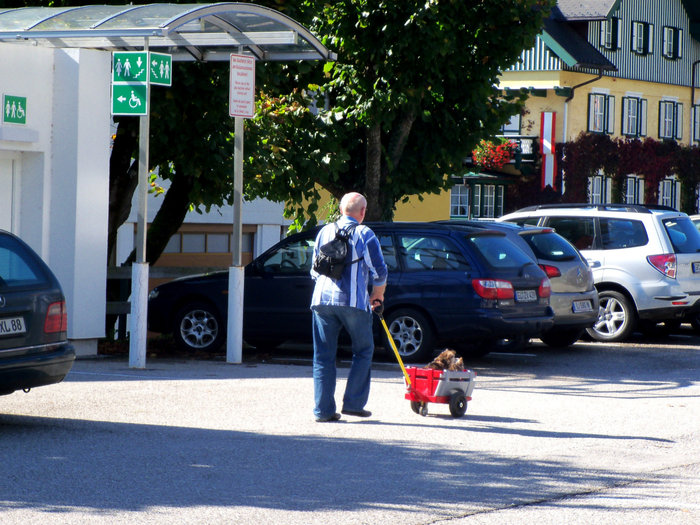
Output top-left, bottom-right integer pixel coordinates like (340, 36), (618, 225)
(246, 0), (555, 226)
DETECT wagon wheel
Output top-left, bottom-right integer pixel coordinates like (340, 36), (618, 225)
(449, 392), (467, 418)
(410, 401), (421, 414)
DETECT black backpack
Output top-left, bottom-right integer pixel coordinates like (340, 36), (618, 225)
(313, 223), (362, 280)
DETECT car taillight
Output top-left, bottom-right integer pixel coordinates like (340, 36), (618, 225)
(538, 278), (552, 298)
(647, 254), (676, 278)
(538, 264), (561, 278)
(44, 301), (68, 334)
(472, 279), (514, 300)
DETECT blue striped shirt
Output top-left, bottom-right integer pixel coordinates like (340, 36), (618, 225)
(310, 217), (388, 311)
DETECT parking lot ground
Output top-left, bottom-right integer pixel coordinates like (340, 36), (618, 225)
(0, 334), (698, 524)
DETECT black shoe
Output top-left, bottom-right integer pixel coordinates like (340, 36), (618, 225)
(315, 412), (341, 422)
(341, 409), (372, 418)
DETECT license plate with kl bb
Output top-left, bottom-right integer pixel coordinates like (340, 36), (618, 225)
(693, 262), (700, 273)
(572, 300), (593, 313)
(0, 316), (26, 336)
(515, 290), (537, 302)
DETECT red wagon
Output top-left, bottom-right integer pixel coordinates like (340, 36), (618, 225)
(404, 367), (477, 417)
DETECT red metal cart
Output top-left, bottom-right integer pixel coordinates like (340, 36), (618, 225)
(404, 367), (476, 417)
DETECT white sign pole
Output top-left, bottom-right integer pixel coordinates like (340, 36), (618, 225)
(129, 38), (151, 369)
(227, 53), (255, 364)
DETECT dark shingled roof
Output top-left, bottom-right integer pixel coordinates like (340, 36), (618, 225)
(541, 17), (616, 71)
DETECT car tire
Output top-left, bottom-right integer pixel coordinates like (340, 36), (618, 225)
(539, 328), (584, 348)
(173, 302), (225, 352)
(384, 308), (435, 362)
(586, 290), (636, 342)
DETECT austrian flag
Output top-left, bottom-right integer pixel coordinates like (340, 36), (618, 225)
(540, 112), (556, 189)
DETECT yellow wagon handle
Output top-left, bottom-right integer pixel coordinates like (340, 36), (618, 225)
(373, 300), (411, 387)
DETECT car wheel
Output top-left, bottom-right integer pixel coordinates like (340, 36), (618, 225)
(384, 308), (435, 362)
(173, 302), (225, 352)
(539, 328), (584, 348)
(586, 290), (636, 342)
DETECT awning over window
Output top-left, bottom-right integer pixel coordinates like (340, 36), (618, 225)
(0, 3), (336, 62)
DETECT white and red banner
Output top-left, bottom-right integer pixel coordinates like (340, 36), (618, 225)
(540, 111), (556, 189)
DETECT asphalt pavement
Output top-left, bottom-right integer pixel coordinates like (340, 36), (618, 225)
(0, 334), (698, 524)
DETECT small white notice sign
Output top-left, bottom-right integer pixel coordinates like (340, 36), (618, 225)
(229, 54), (256, 118)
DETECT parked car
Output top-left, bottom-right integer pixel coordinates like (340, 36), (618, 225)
(436, 220), (599, 347)
(148, 222), (555, 361)
(500, 204), (700, 342)
(0, 230), (75, 395)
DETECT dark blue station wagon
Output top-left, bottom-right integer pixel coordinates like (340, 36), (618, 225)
(148, 222), (554, 361)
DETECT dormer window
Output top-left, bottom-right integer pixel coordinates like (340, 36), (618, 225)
(662, 26), (682, 59)
(600, 17), (621, 50)
(631, 21), (653, 55)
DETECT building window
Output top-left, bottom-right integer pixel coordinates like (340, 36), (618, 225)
(624, 176), (643, 204)
(496, 186), (504, 217)
(621, 96), (647, 137)
(631, 21), (653, 55)
(662, 26), (682, 60)
(660, 178), (677, 209)
(588, 93), (615, 133)
(692, 105), (700, 144)
(500, 114), (521, 135)
(450, 185), (469, 217)
(659, 100), (683, 140)
(600, 17), (621, 50)
(483, 185), (496, 218)
(589, 175), (607, 204)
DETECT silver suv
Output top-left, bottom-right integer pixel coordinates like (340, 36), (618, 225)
(499, 204), (700, 342)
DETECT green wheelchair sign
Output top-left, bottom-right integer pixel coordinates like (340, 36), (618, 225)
(112, 84), (148, 116)
(3, 95), (27, 125)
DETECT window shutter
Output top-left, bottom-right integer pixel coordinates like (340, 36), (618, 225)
(648, 24), (654, 54)
(675, 103), (683, 140)
(606, 96), (615, 134)
(663, 27), (670, 57)
(658, 101), (664, 138)
(617, 18), (623, 49)
(640, 99), (648, 136)
(677, 29), (683, 59)
(588, 94), (596, 131)
(631, 22), (638, 52)
(600, 20), (606, 47)
(621, 97), (629, 135)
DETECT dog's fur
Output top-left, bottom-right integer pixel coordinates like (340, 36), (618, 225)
(424, 348), (465, 371)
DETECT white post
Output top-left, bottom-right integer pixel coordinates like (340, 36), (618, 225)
(129, 38), (150, 368)
(226, 115), (245, 364)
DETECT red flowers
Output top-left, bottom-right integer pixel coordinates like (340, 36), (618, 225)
(472, 139), (518, 170)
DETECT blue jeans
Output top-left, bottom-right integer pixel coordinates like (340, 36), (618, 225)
(311, 305), (375, 419)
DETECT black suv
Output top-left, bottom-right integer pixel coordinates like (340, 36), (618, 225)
(148, 222), (554, 361)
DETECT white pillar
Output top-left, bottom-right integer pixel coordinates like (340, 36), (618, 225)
(226, 266), (244, 363)
(129, 262), (149, 368)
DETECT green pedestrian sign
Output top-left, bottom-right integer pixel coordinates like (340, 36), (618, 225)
(113, 52), (148, 83)
(149, 52), (172, 86)
(3, 95), (27, 125)
(112, 84), (148, 116)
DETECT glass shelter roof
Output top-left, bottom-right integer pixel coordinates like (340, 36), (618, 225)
(0, 3), (335, 62)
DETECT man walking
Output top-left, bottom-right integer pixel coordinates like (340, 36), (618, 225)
(310, 192), (388, 422)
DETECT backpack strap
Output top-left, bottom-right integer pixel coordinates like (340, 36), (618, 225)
(338, 222), (363, 266)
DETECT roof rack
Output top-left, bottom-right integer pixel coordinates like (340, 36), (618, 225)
(516, 203), (678, 214)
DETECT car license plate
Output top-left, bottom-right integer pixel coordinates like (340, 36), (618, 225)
(572, 300), (593, 313)
(693, 262), (700, 273)
(515, 290), (537, 302)
(0, 316), (26, 336)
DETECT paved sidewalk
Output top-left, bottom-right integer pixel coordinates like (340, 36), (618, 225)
(0, 346), (698, 524)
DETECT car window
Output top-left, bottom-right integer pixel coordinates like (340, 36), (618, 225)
(398, 235), (470, 271)
(509, 217), (541, 226)
(0, 235), (49, 290)
(600, 218), (648, 249)
(663, 217), (700, 253)
(466, 234), (533, 269)
(261, 237), (315, 274)
(521, 232), (577, 261)
(546, 217), (595, 250)
(376, 234), (400, 272)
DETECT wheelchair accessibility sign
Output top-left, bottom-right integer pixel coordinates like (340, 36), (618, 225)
(112, 84), (148, 116)
(3, 95), (27, 125)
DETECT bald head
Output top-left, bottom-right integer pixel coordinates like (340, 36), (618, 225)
(339, 192), (367, 222)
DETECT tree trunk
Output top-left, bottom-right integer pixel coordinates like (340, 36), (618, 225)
(107, 119), (139, 264)
(364, 123), (383, 221)
(122, 165), (195, 266)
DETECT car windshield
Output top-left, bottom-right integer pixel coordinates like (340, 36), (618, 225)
(521, 232), (577, 261)
(0, 234), (49, 290)
(663, 217), (700, 253)
(465, 234), (533, 269)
